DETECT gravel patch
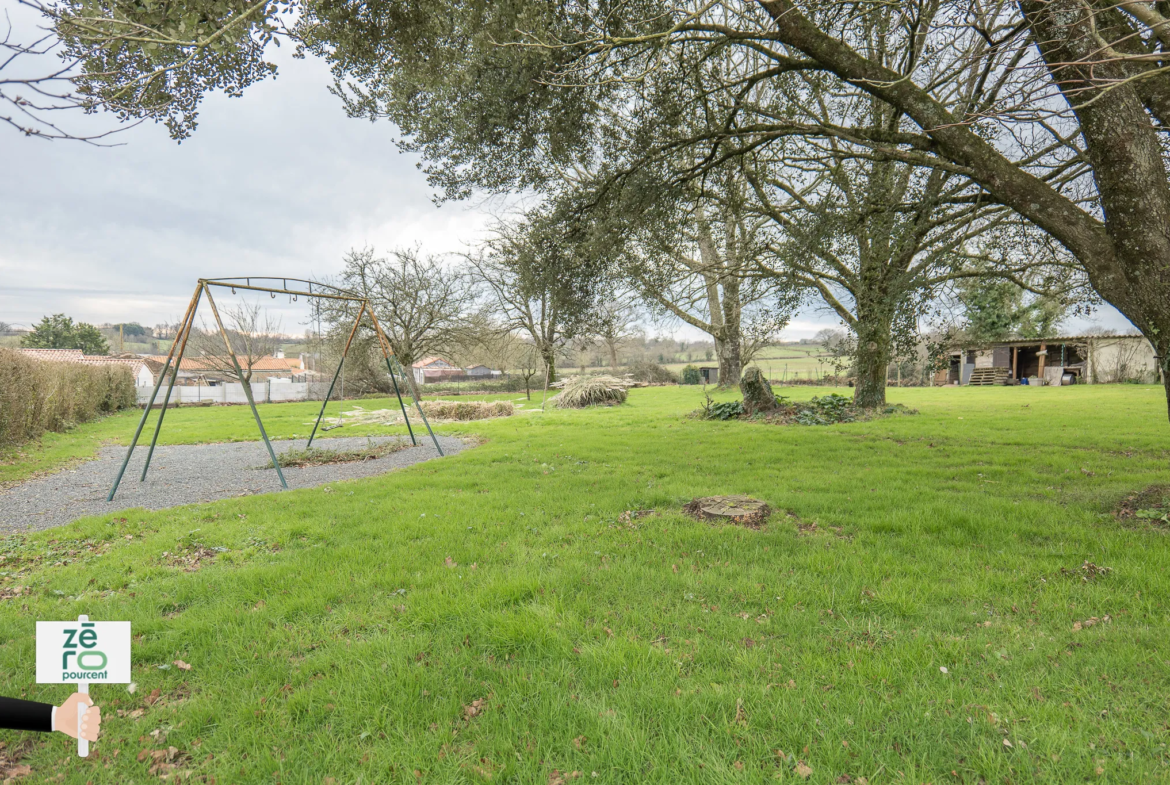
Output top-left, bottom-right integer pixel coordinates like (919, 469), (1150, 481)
(0, 434), (467, 533)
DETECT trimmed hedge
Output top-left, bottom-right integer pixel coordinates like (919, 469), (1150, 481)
(0, 348), (136, 448)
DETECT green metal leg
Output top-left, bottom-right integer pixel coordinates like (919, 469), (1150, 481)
(140, 296), (200, 481)
(106, 356), (173, 501)
(307, 357), (346, 449)
(241, 376), (288, 489)
(385, 358), (417, 446)
(393, 358), (443, 456)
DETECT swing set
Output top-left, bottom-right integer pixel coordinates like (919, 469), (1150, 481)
(106, 277), (442, 502)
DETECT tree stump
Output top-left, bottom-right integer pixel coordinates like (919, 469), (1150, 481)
(683, 495), (771, 528)
(740, 366), (779, 415)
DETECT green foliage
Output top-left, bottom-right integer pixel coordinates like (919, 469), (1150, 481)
(957, 277), (1068, 342)
(54, 0), (283, 139)
(0, 347), (134, 447)
(681, 365), (701, 385)
(702, 398), (744, 420)
(112, 322), (149, 337)
(21, 314), (109, 355)
(794, 393), (856, 425)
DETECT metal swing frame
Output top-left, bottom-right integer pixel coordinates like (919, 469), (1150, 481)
(106, 277), (443, 502)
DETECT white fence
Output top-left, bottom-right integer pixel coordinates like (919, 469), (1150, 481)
(137, 381), (330, 406)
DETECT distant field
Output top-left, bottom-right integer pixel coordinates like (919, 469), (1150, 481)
(660, 343), (834, 380)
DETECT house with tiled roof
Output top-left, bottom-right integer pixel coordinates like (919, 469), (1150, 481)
(18, 348), (155, 387)
(144, 354), (304, 385)
(411, 356), (462, 385)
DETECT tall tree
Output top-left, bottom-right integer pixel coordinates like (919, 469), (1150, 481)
(22, 314), (109, 355)
(623, 193), (792, 388)
(191, 300), (281, 383)
(468, 211), (598, 385)
(957, 276), (1069, 344)
(318, 246), (478, 400)
(589, 300), (640, 372)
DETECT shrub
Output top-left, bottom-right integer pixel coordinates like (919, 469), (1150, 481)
(794, 394), (855, 425)
(0, 348), (136, 448)
(681, 365), (702, 385)
(702, 399), (745, 420)
(627, 359), (679, 384)
(418, 400), (514, 420)
(554, 375), (628, 408)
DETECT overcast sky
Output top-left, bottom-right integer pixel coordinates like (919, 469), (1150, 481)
(0, 11), (1137, 340)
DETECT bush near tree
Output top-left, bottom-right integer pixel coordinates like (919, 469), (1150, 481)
(21, 314), (109, 355)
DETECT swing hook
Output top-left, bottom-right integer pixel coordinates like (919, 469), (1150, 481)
(270, 292), (276, 299)
(231, 286), (236, 294)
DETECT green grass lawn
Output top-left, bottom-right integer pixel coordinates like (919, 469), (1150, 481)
(1, 385), (1169, 783)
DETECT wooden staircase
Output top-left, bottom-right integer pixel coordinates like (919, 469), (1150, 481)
(967, 367), (1013, 386)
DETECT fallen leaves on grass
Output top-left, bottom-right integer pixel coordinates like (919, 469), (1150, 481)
(162, 546), (223, 572)
(463, 698), (487, 721)
(1060, 561), (1113, 582)
(1072, 615), (1112, 632)
(547, 770), (581, 785)
(1114, 485), (1170, 525)
(794, 761), (813, 779)
(444, 557), (458, 568)
(138, 745), (191, 778)
(173, 659), (192, 671)
(0, 739), (35, 781)
(572, 736), (586, 751)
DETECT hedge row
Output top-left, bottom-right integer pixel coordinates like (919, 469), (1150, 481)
(0, 348), (137, 448)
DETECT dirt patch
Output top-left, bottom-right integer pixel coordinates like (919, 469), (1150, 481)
(684, 495), (771, 529)
(271, 439), (409, 468)
(1114, 484), (1170, 527)
(700, 392), (917, 426)
(0, 738), (35, 781)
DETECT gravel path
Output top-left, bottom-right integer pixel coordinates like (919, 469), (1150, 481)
(0, 435), (466, 533)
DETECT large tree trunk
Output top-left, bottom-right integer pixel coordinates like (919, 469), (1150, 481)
(542, 351), (557, 385)
(853, 313), (892, 409)
(607, 341), (619, 372)
(714, 334), (742, 388)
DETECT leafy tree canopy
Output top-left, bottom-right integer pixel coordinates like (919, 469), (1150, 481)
(956, 277), (1069, 344)
(21, 314), (110, 355)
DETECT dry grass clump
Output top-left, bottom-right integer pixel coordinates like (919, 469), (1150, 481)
(273, 439), (409, 468)
(418, 400), (514, 421)
(0, 348), (136, 448)
(554, 375), (629, 408)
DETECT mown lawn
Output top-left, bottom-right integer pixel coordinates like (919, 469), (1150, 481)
(1, 384), (1168, 783)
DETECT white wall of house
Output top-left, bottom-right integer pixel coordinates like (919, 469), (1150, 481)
(137, 381), (330, 405)
(1087, 336), (1158, 383)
